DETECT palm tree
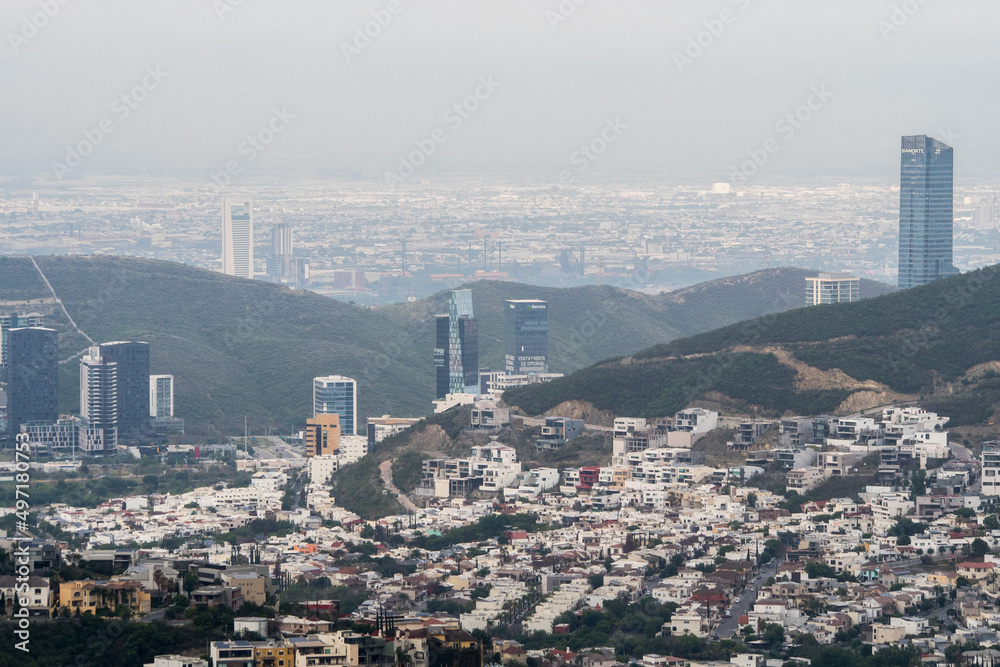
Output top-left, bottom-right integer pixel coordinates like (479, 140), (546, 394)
(153, 570), (168, 603)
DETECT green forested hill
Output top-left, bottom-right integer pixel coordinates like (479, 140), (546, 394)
(504, 265), (1000, 425)
(0, 255), (892, 435)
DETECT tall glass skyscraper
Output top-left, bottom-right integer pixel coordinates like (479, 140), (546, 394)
(268, 223), (293, 281)
(99, 341), (151, 438)
(7, 327), (58, 437)
(898, 135), (956, 289)
(313, 375), (357, 435)
(222, 197), (254, 279)
(505, 299), (548, 374)
(80, 347), (118, 448)
(433, 289), (478, 398)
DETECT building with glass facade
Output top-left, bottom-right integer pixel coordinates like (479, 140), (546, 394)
(313, 375), (357, 435)
(7, 327), (58, 437)
(268, 223), (293, 281)
(898, 135), (956, 289)
(433, 289), (478, 398)
(80, 347), (118, 449)
(0, 311), (44, 374)
(99, 342), (151, 438)
(805, 272), (860, 306)
(504, 299), (548, 374)
(222, 197), (254, 279)
(150, 374), (174, 419)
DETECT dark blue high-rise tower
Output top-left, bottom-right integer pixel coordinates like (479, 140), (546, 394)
(898, 135), (956, 289)
(7, 327), (58, 437)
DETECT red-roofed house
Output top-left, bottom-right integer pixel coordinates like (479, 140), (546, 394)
(958, 561), (996, 580)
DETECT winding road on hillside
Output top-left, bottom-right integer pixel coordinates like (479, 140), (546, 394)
(380, 459), (419, 512)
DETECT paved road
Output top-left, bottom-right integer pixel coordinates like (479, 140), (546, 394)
(138, 607), (168, 623)
(951, 441), (974, 462)
(380, 459), (419, 512)
(714, 559), (781, 639)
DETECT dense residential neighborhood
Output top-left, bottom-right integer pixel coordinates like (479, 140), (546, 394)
(6, 402), (1000, 667)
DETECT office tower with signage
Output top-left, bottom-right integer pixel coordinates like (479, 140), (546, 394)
(222, 197), (254, 279)
(433, 289), (479, 399)
(898, 135), (956, 289)
(7, 327), (58, 436)
(313, 375), (357, 436)
(505, 299), (548, 374)
(99, 341), (150, 437)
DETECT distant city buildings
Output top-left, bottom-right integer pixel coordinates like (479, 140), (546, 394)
(898, 135), (957, 289)
(366, 415), (421, 449)
(268, 223), (293, 281)
(99, 341), (151, 438)
(313, 375), (358, 435)
(434, 289), (479, 399)
(221, 197), (254, 279)
(504, 299), (548, 374)
(6, 327), (58, 438)
(805, 272), (860, 306)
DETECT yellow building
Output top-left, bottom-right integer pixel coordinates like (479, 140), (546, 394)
(254, 644), (295, 667)
(305, 414), (340, 457)
(58, 580), (151, 616)
(223, 572), (269, 606)
(610, 467), (630, 489)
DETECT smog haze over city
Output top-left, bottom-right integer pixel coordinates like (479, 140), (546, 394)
(2, 1), (1000, 299)
(6, 4), (1000, 667)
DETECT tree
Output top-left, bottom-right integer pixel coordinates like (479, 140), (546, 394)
(153, 570), (169, 602)
(984, 515), (1000, 531)
(955, 507), (976, 520)
(762, 623), (784, 649)
(799, 597), (828, 617)
(897, 534), (911, 546)
(804, 561), (836, 579)
(183, 571), (199, 597)
(971, 538), (990, 557)
(746, 492), (757, 508)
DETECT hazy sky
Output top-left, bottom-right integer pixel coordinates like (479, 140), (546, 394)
(2, 0), (998, 181)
